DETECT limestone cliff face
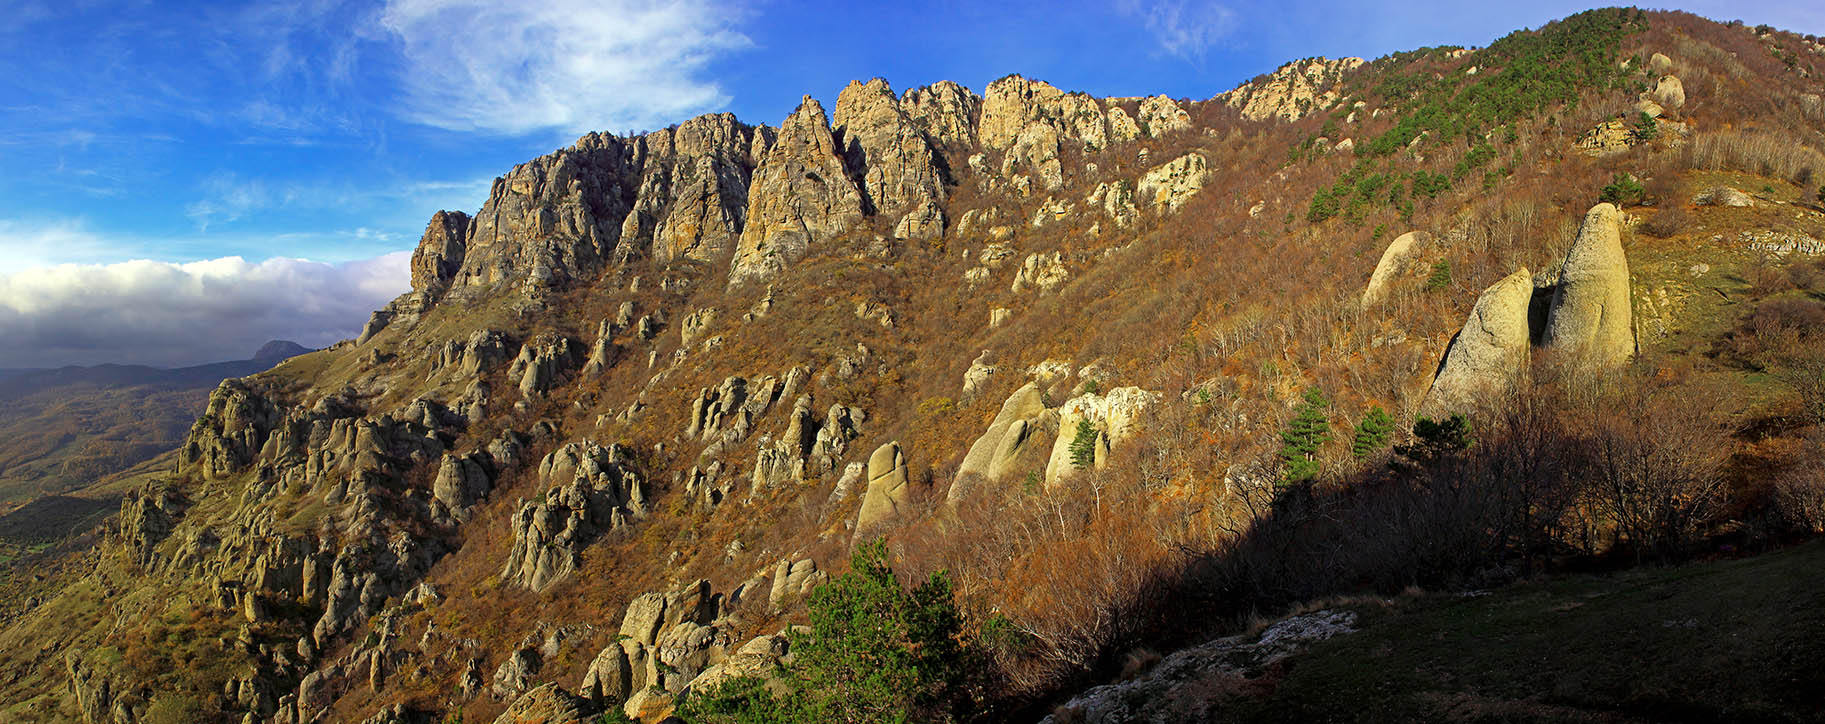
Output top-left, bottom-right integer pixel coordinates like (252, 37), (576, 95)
(457, 132), (639, 291)
(410, 210), (471, 298)
(728, 97), (866, 286)
(1221, 57), (1364, 122)
(900, 80), (981, 148)
(833, 79), (949, 239)
(628, 113), (759, 265)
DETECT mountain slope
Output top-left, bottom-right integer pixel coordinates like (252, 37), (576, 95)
(5, 9), (1825, 724)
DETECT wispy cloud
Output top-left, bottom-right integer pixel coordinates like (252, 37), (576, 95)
(376, 0), (752, 136)
(1116, 0), (1239, 61)
(0, 252), (410, 368)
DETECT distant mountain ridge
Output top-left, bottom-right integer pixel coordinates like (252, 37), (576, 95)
(0, 341), (312, 401)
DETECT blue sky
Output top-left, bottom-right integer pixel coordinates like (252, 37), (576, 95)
(1, 0), (1821, 367)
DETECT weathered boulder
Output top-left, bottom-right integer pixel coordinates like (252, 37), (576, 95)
(1544, 203), (1635, 368)
(769, 558), (826, 608)
(1694, 186), (1752, 207)
(491, 648), (542, 700)
(680, 307), (719, 348)
(492, 683), (589, 724)
(1087, 180), (1138, 228)
(1361, 231), (1431, 306)
(729, 97), (865, 286)
(686, 632), (791, 697)
(1654, 75), (1686, 109)
(580, 642), (632, 704)
(1011, 252), (1069, 294)
(1649, 52), (1673, 73)
(1137, 153), (1209, 212)
(501, 442), (646, 591)
(1418, 268), (1534, 419)
(962, 350), (999, 398)
(179, 380), (281, 479)
(953, 384), (1056, 502)
(507, 334), (579, 398)
(1045, 387), (1159, 486)
(432, 452), (493, 522)
(856, 441), (910, 532)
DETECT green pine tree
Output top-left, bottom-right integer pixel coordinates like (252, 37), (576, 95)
(1351, 405), (1395, 459)
(1279, 387), (1332, 485)
(1068, 417), (1100, 471)
(675, 540), (976, 724)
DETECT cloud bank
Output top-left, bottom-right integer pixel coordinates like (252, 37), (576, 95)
(1118, 0), (1239, 61)
(378, 0), (751, 136)
(0, 252), (410, 369)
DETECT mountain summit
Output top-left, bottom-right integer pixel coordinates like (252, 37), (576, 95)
(6, 9), (1825, 724)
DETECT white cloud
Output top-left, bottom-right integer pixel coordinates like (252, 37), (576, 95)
(377, 0), (751, 136)
(1117, 0), (1238, 61)
(0, 252), (410, 368)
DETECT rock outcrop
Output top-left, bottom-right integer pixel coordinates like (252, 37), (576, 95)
(1361, 231), (1431, 306)
(856, 441), (910, 532)
(953, 384), (1057, 502)
(900, 80), (981, 148)
(410, 210), (471, 299)
(1221, 57), (1364, 122)
(1418, 268), (1535, 419)
(501, 442), (647, 591)
(1045, 387), (1159, 486)
(833, 78), (949, 239)
(1138, 95), (1193, 136)
(1654, 75), (1686, 109)
(1137, 153), (1209, 212)
(1544, 203), (1635, 368)
(729, 97), (866, 286)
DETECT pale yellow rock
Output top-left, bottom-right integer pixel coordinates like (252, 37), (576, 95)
(856, 441), (909, 532)
(833, 78), (947, 238)
(1418, 268), (1534, 419)
(729, 97), (865, 286)
(953, 384), (1052, 502)
(1649, 52), (1673, 73)
(1221, 57), (1365, 122)
(1544, 203), (1635, 368)
(1655, 75), (1686, 109)
(900, 80), (981, 148)
(1044, 387), (1159, 486)
(1361, 231), (1430, 307)
(1138, 95), (1192, 136)
(1137, 153), (1209, 212)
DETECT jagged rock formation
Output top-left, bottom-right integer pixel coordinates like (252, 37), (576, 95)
(1137, 153), (1209, 212)
(1045, 387), (1159, 486)
(1362, 231), (1431, 306)
(1138, 95), (1193, 136)
(1419, 268), (1535, 419)
(729, 97), (866, 286)
(1221, 57), (1365, 122)
(856, 441), (909, 533)
(508, 334), (580, 398)
(493, 682), (590, 724)
(900, 80), (981, 148)
(411, 210), (472, 300)
(953, 384), (1056, 502)
(1544, 203), (1636, 368)
(501, 442), (647, 591)
(833, 78), (949, 239)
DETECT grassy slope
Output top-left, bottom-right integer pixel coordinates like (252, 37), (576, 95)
(1226, 541), (1825, 723)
